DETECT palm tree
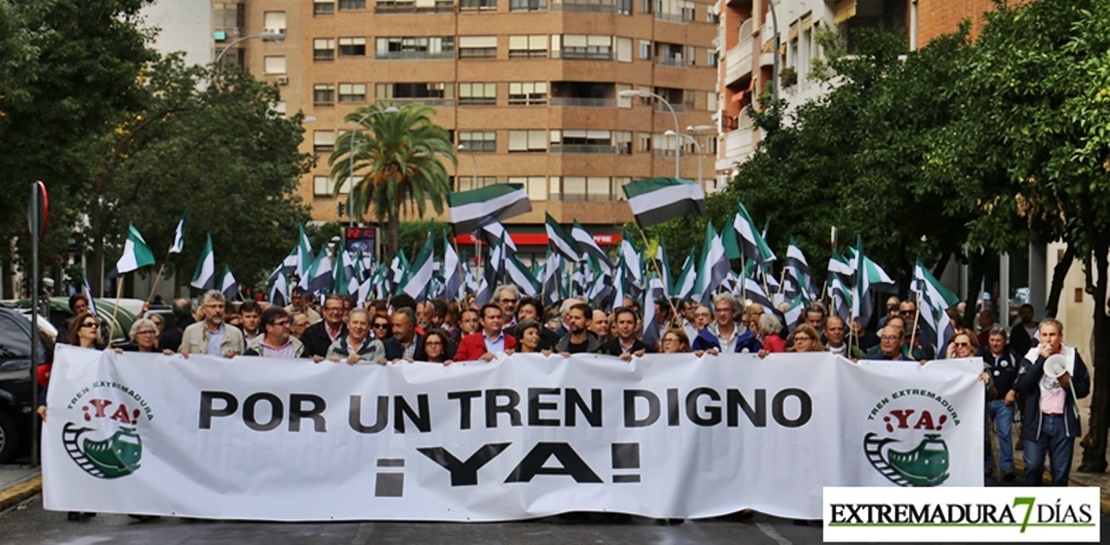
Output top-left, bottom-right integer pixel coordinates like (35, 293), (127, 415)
(328, 102), (455, 260)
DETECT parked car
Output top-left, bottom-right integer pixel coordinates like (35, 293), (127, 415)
(11, 297), (137, 347)
(0, 306), (50, 462)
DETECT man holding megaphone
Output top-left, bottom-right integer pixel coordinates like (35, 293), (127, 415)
(1014, 318), (1090, 486)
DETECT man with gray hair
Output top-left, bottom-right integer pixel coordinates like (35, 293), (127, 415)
(495, 284), (520, 334)
(179, 290), (244, 358)
(692, 293), (762, 354)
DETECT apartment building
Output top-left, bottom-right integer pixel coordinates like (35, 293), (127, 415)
(216, 0), (720, 257)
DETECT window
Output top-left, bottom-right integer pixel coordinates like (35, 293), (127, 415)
(339, 0), (367, 9)
(639, 40), (651, 60)
(707, 92), (718, 112)
(339, 83), (367, 102)
(314, 84), (336, 105)
(376, 82), (454, 104)
(707, 49), (718, 67)
(314, 0), (335, 16)
(456, 175), (497, 192)
(510, 0), (546, 10)
(639, 0), (650, 14)
(264, 56), (286, 74)
(550, 176), (611, 201)
(375, 37), (455, 59)
(637, 132), (651, 152)
(614, 131), (632, 154)
(314, 131), (336, 153)
(617, 0), (631, 14)
(509, 35), (548, 58)
(460, 0), (496, 10)
(339, 37), (367, 56)
(273, 101), (287, 115)
(214, 2), (245, 30)
(508, 176), (548, 201)
(263, 12), (287, 33)
(313, 176), (334, 196)
(685, 45), (696, 66)
(459, 83), (497, 105)
(508, 130), (547, 152)
(616, 83), (632, 108)
(684, 90), (695, 110)
(680, 0), (694, 21)
(556, 35), (612, 60)
(314, 38), (336, 61)
(550, 129), (618, 154)
(458, 131), (496, 153)
(616, 38), (632, 62)
(508, 82), (547, 105)
(459, 36), (497, 59)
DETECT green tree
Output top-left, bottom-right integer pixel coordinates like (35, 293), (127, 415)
(0, 0), (156, 284)
(328, 103), (455, 260)
(950, 0), (1110, 472)
(85, 58), (313, 293)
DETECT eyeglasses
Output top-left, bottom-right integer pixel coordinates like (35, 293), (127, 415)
(205, 303), (225, 309)
(794, 335), (812, 342)
(425, 340), (443, 346)
(663, 338), (679, 343)
(325, 306), (343, 313)
(273, 320), (290, 327)
(953, 341), (970, 348)
(137, 330), (157, 336)
(500, 298), (518, 304)
(899, 309), (914, 315)
(373, 323), (389, 329)
(81, 322), (99, 329)
(880, 335), (900, 342)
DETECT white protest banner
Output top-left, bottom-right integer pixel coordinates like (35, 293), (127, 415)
(42, 346), (984, 521)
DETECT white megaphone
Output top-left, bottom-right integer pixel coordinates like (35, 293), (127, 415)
(1044, 354), (1080, 418)
(1044, 354), (1069, 379)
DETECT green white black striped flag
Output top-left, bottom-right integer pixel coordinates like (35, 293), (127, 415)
(114, 223), (156, 274)
(448, 183), (531, 235)
(622, 177), (706, 228)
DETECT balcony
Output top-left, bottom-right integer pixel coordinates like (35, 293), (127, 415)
(374, 0), (456, 13)
(550, 0), (617, 13)
(719, 113), (755, 167)
(375, 51), (455, 60)
(549, 97), (616, 108)
(725, 19), (754, 86)
(549, 144), (619, 154)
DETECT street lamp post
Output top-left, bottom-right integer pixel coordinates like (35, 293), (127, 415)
(619, 89), (681, 179)
(457, 144), (478, 192)
(214, 32), (286, 69)
(665, 130), (703, 188)
(687, 124), (714, 189)
(348, 106), (400, 229)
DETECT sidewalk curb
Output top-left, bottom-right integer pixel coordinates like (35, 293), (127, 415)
(0, 474), (42, 512)
(1013, 460), (1110, 514)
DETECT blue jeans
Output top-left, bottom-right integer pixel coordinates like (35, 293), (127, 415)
(1023, 414), (1074, 486)
(984, 399), (1014, 471)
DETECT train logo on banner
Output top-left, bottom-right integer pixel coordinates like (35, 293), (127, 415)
(863, 387), (964, 487)
(61, 380), (155, 479)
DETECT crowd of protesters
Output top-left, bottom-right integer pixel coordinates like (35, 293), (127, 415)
(36, 287), (1090, 523)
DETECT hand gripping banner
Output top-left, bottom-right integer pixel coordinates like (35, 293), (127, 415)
(42, 346), (985, 521)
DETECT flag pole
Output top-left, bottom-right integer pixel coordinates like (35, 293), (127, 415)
(777, 266), (788, 298)
(636, 227), (680, 322)
(145, 262), (167, 308)
(109, 276), (124, 344)
(909, 290), (922, 354)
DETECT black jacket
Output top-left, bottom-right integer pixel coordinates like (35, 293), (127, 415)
(301, 321), (347, 358)
(1015, 347), (1090, 440)
(384, 334), (426, 361)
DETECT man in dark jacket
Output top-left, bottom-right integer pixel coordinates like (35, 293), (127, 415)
(1014, 319), (1090, 486)
(599, 307), (649, 361)
(159, 298), (195, 353)
(982, 326), (1019, 481)
(301, 294), (347, 360)
(383, 307), (426, 362)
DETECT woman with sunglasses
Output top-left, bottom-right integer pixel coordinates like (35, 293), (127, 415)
(946, 329), (995, 394)
(66, 311), (106, 350)
(53, 311), (107, 520)
(370, 314), (393, 341)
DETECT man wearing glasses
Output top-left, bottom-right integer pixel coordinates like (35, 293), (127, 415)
(862, 325), (913, 361)
(179, 290), (244, 358)
(301, 294), (348, 360)
(692, 294), (762, 354)
(245, 307), (306, 358)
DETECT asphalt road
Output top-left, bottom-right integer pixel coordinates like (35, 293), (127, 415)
(0, 503), (819, 545)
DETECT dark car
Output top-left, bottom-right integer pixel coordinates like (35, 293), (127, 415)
(0, 306), (50, 462)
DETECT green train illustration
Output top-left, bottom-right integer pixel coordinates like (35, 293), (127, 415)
(63, 422), (143, 479)
(864, 432), (950, 487)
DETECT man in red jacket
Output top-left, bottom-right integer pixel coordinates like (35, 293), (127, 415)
(454, 303), (517, 362)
